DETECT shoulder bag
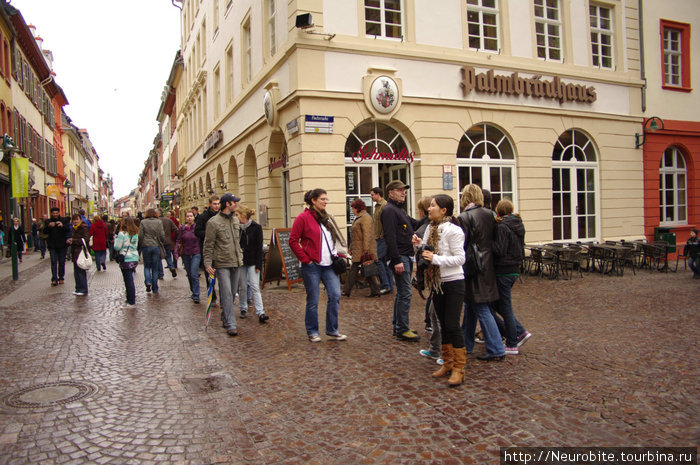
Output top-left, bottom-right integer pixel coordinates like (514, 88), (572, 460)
(317, 217), (347, 275)
(76, 238), (93, 270)
(459, 211), (485, 278)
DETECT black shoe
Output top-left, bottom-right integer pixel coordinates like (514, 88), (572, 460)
(258, 314), (269, 323)
(341, 291), (351, 297)
(240, 311), (247, 319)
(476, 354), (505, 362)
(146, 284), (152, 292)
(193, 298), (200, 304)
(51, 281), (58, 287)
(227, 329), (238, 337)
(171, 268), (177, 277)
(366, 293), (380, 298)
(158, 276), (164, 280)
(379, 288), (392, 295)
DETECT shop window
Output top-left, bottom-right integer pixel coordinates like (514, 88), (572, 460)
(365, 0), (403, 40)
(466, 0), (499, 52)
(659, 146), (687, 225)
(457, 123), (515, 208)
(534, 0), (562, 61)
(661, 20), (691, 91)
(589, 4), (614, 69)
(552, 129), (598, 241)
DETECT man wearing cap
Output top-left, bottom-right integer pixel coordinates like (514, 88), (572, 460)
(370, 187), (393, 295)
(381, 180), (419, 341)
(196, 195), (220, 302)
(203, 193), (244, 337)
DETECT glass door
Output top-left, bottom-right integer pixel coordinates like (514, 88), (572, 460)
(552, 166), (596, 241)
(345, 165), (375, 242)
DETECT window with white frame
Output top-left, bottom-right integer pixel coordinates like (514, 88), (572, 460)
(213, 0), (219, 37)
(466, 0), (499, 52)
(213, 65), (220, 119)
(268, 0), (277, 56)
(663, 28), (682, 86)
(659, 147), (687, 224)
(534, 0), (561, 60)
(225, 43), (234, 104)
(365, 0), (403, 39)
(457, 123), (515, 208)
(242, 17), (252, 84)
(590, 4), (613, 69)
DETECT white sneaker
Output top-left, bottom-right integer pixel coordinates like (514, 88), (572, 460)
(73, 292), (86, 296)
(326, 333), (347, 341)
(308, 335), (321, 342)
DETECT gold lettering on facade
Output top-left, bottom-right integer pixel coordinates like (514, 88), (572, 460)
(460, 66), (596, 104)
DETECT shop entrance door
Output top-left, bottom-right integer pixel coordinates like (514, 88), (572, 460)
(379, 163), (410, 213)
(552, 165), (596, 241)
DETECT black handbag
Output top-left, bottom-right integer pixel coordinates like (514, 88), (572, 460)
(331, 256), (347, 275)
(361, 260), (379, 277)
(460, 212), (485, 278)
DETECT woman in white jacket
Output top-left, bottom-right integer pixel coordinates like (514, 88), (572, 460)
(412, 194), (466, 387)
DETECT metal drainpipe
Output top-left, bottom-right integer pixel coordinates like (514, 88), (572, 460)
(639, 0), (647, 112)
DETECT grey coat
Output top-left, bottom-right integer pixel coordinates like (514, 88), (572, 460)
(138, 217), (165, 248)
(459, 205), (499, 303)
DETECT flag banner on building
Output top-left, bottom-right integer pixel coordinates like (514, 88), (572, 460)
(11, 158), (28, 198)
(88, 201), (94, 216)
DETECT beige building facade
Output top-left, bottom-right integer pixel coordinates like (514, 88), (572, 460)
(177, 0), (645, 244)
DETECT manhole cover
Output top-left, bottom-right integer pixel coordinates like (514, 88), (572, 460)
(3, 381), (98, 409)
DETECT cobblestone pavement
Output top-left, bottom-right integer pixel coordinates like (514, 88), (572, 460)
(0, 257), (697, 464)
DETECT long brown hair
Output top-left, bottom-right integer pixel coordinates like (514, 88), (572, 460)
(122, 217), (138, 236)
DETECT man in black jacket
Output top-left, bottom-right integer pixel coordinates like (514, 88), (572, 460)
(381, 180), (419, 341)
(195, 195), (220, 302)
(43, 207), (71, 286)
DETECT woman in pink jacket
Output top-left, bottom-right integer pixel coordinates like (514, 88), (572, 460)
(289, 188), (347, 343)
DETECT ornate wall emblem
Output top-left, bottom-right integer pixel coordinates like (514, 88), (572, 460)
(370, 76), (399, 114)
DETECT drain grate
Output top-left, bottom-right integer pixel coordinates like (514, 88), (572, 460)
(3, 381), (99, 409)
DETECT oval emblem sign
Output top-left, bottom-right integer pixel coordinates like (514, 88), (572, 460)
(370, 76), (399, 114)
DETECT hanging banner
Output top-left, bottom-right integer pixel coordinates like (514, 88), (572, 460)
(88, 201), (94, 216)
(11, 158), (28, 198)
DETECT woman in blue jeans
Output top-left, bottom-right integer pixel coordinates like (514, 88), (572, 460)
(138, 208), (165, 294)
(176, 211), (201, 303)
(114, 217), (140, 307)
(289, 188), (347, 342)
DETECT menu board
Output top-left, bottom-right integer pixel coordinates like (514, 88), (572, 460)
(262, 228), (302, 291)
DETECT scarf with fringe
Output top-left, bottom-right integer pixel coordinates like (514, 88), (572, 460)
(425, 216), (450, 294)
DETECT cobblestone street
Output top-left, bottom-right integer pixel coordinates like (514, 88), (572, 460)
(0, 253), (697, 464)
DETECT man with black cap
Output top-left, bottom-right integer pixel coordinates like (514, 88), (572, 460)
(203, 193), (244, 337)
(381, 180), (419, 341)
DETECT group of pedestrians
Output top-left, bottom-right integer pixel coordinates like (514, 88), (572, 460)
(288, 182), (532, 387)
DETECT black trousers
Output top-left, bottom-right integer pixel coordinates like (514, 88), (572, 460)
(431, 279), (466, 348)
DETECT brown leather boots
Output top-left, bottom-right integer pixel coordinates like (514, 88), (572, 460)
(432, 344), (466, 387)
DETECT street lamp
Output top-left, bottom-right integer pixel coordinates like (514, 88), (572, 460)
(64, 179), (72, 216)
(3, 134), (23, 281)
(635, 116), (665, 149)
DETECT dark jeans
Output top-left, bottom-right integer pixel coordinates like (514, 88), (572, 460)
(37, 238), (46, 257)
(94, 250), (107, 270)
(121, 267), (136, 304)
(142, 246), (161, 292)
(49, 247), (67, 282)
(494, 275), (520, 348)
(73, 262), (88, 294)
(392, 256), (413, 334)
(376, 238), (394, 291)
(431, 279), (466, 348)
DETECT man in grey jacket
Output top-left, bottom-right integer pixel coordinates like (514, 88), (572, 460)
(157, 208), (177, 278)
(203, 193), (244, 337)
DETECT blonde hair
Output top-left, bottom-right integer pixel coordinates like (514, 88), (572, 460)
(236, 204), (256, 220)
(417, 196), (431, 217)
(460, 184), (484, 211)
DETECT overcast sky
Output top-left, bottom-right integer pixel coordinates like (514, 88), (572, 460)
(10, 0), (182, 199)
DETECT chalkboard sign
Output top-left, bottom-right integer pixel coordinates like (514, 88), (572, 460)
(262, 228), (303, 291)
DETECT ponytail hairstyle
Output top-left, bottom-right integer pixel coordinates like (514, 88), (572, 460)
(304, 188), (327, 206)
(236, 203), (256, 220)
(431, 194), (460, 226)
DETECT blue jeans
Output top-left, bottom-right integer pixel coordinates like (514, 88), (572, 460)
(121, 266), (136, 304)
(49, 247), (67, 282)
(392, 256), (413, 334)
(300, 262), (341, 336)
(239, 265), (264, 315)
(494, 275), (520, 348)
(94, 250), (107, 270)
(73, 262), (88, 294)
(170, 247), (178, 269)
(462, 301), (505, 356)
(216, 267), (241, 331)
(376, 238), (394, 291)
(142, 246), (161, 293)
(181, 254), (201, 300)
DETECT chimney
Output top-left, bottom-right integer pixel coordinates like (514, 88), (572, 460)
(35, 35), (43, 50)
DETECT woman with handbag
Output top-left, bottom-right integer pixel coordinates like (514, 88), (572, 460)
(175, 210), (202, 303)
(138, 208), (166, 294)
(289, 188), (347, 342)
(342, 198), (380, 298)
(459, 184), (505, 361)
(69, 213), (90, 296)
(114, 217), (140, 307)
(412, 195), (467, 386)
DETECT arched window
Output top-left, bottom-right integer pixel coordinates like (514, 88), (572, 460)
(659, 146), (687, 224)
(552, 129), (598, 241)
(457, 123), (516, 208)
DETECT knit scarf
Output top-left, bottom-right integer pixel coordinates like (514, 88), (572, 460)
(425, 217), (449, 294)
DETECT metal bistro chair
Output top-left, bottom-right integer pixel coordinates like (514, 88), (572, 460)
(652, 241), (672, 272)
(558, 247), (583, 280)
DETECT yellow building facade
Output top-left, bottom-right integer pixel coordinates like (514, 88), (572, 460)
(178, 0), (644, 244)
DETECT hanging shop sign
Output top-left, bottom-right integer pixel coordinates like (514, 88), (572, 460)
(460, 66), (597, 104)
(286, 118), (299, 136)
(203, 130), (223, 158)
(351, 145), (415, 164)
(46, 184), (60, 199)
(305, 115), (334, 134)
